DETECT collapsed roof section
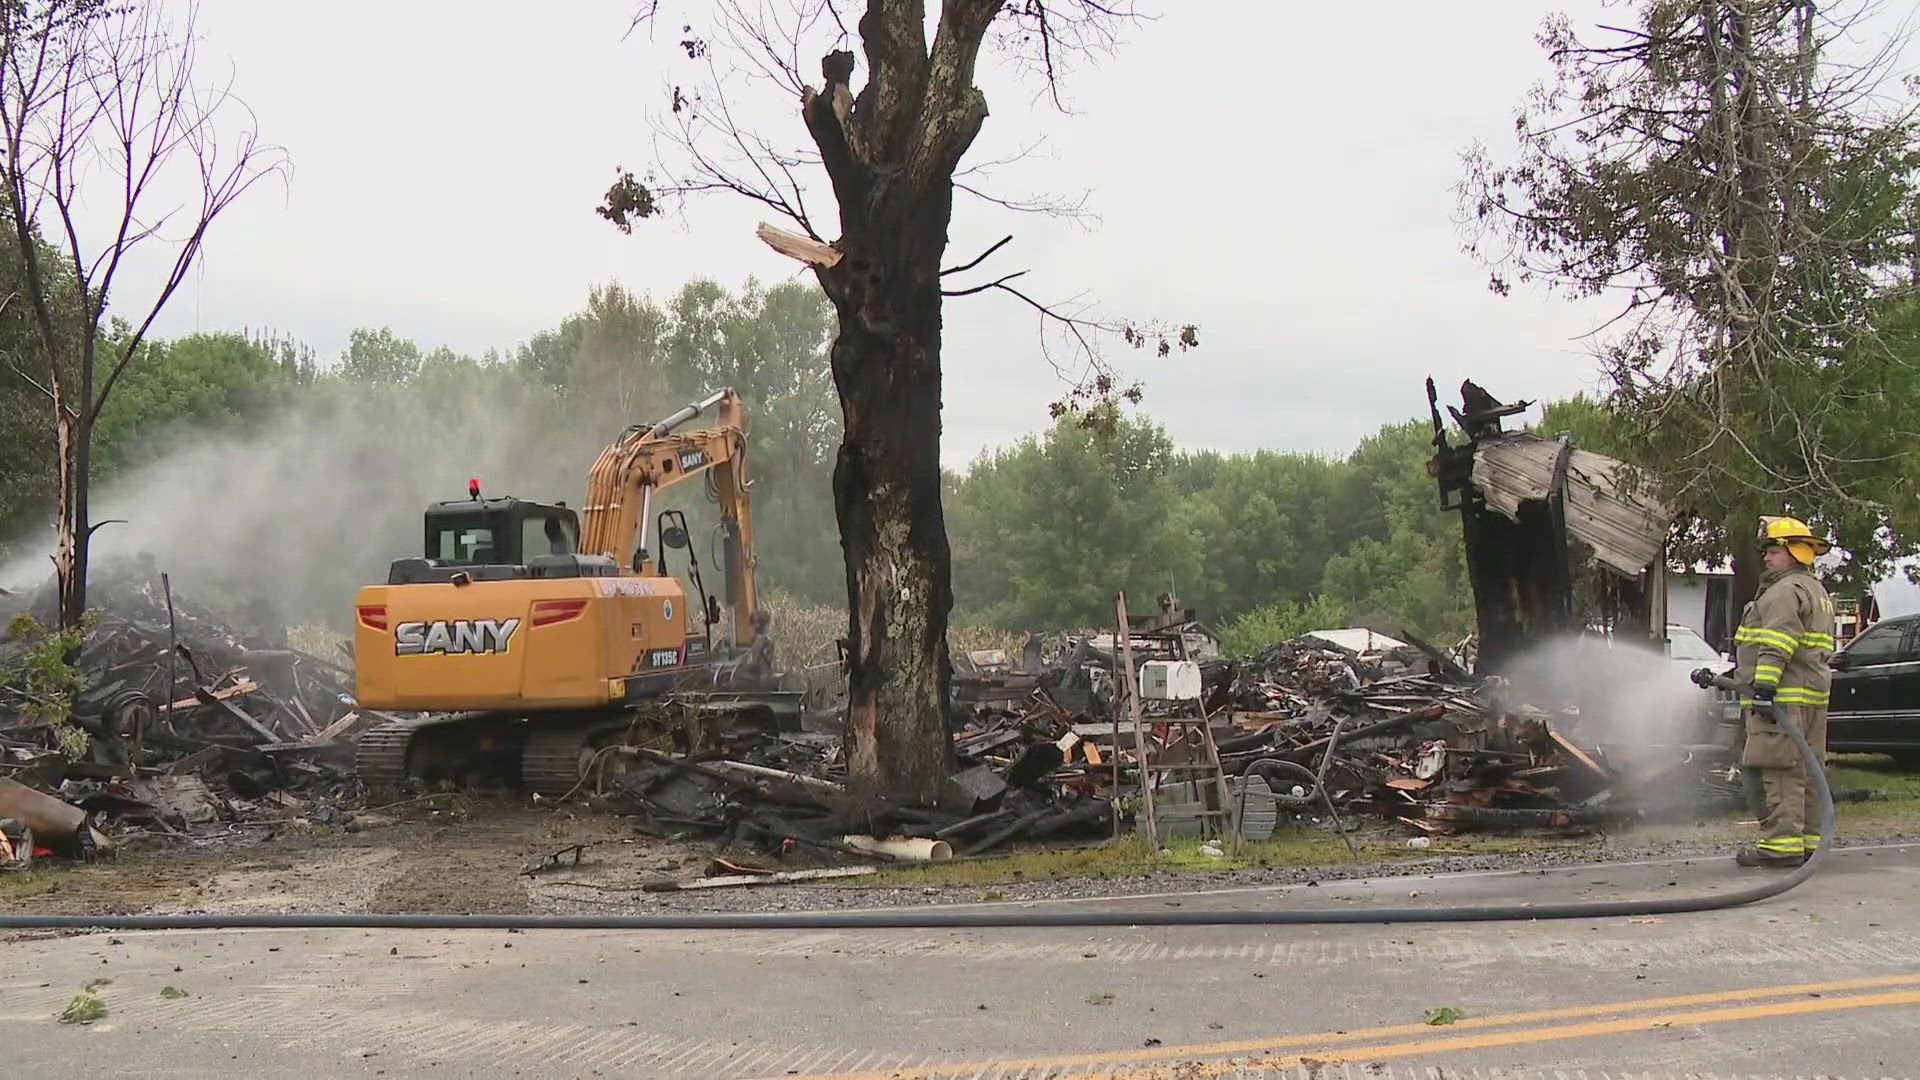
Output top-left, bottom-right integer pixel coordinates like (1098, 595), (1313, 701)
(1428, 378), (1673, 677)
(1471, 432), (1669, 578)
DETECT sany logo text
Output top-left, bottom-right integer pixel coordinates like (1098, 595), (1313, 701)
(394, 618), (521, 656)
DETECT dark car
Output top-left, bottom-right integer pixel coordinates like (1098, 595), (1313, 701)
(1828, 615), (1920, 766)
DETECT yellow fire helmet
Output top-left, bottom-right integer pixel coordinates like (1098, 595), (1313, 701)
(1759, 515), (1832, 566)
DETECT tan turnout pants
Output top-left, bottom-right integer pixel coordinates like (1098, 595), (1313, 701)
(1741, 702), (1829, 856)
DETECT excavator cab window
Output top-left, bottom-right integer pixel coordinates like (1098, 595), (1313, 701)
(393, 497), (606, 584)
(524, 515), (577, 558)
(434, 526), (498, 563)
(423, 498), (580, 566)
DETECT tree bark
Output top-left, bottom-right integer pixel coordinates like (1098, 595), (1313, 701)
(817, 193), (957, 801)
(49, 391), (95, 629)
(61, 411), (92, 629)
(775, 3), (1008, 802)
(51, 392), (79, 626)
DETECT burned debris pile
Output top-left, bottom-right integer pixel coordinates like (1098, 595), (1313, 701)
(586, 688), (1116, 871)
(0, 563), (362, 862)
(958, 623), (1724, 844)
(604, 609), (1708, 889)
(1213, 643), (1616, 834)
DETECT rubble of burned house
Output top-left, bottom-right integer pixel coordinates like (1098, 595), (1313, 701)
(0, 562), (364, 866)
(580, 683), (1118, 874)
(603, 607), (1745, 890)
(957, 622), (1742, 849)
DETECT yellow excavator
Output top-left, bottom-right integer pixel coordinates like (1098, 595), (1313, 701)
(352, 389), (793, 791)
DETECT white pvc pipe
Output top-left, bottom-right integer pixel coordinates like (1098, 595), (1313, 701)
(840, 835), (954, 862)
(711, 760), (848, 796)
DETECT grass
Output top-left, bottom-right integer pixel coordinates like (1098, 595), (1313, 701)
(287, 622), (347, 659)
(58, 990), (106, 1024)
(1826, 753), (1920, 800)
(0, 868), (61, 900)
(1813, 753), (1920, 835)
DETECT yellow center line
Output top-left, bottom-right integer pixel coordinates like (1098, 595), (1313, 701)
(771, 972), (1920, 1080)
(1104, 987), (1920, 1079)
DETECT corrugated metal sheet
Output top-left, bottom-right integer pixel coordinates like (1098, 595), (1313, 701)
(1303, 628), (1411, 653)
(1470, 433), (1669, 577)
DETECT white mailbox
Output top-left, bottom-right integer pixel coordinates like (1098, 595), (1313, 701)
(1139, 659), (1202, 701)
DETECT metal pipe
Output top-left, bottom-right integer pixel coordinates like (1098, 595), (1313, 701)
(1314, 715), (1361, 859)
(633, 484), (653, 570)
(708, 759), (847, 796)
(645, 389), (729, 439)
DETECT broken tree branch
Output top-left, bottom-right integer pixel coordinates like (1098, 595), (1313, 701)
(755, 220), (842, 266)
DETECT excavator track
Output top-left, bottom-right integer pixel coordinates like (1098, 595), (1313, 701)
(353, 715), (444, 788)
(519, 717), (635, 798)
(354, 712), (519, 789)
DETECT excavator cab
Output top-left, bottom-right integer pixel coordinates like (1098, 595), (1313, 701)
(387, 489), (618, 585)
(424, 496), (577, 565)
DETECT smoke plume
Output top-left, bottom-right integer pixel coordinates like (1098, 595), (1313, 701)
(0, 380), (616, 625)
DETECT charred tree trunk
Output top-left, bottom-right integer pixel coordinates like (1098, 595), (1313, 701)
(50, 391), (78, 625)
(58, 410), (93, 629)
(1731, 545), (1760, 627)
(817, 194), (958, 800)
(826, 329), (955, 796)
(794, 6), (1003, 801)
(1709, 3), (1773, 622)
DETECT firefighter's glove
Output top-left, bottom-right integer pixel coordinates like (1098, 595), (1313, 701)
(1750, 682), (1775, 704)
(1689, 668), (1718, 689)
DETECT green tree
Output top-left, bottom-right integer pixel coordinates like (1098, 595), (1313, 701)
(1461, 1), (1920, 601)
(340, 328), (424, 387)
(570, 283), (673, 430)
(1532, 394), (1625, 461)
(948, 414), (1199, 631)
(1318, 419), (1473, 642)
(1170, 451), (1356, 622)
(1218, 594), (1348, 658)
(0, 228), (79, 559)
(93, 333), (305, 478)
(660, 279), (841, 604)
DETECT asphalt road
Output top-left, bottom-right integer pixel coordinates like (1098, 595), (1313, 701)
(6, 843), (1920, 1078)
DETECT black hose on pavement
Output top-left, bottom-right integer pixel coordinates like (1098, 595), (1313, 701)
(0, 705), (1832, 930)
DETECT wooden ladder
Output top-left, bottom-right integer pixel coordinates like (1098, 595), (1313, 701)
(1116, 592), (1237, 851)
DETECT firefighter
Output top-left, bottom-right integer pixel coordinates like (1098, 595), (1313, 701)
(1695, 516), (1835, 867)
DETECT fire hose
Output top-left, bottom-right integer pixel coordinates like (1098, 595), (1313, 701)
(0, 696), (1831, 929)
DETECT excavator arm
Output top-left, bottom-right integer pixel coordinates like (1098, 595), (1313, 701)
(577, 389), (759, 648)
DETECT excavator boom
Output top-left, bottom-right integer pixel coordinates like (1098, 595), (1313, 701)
(579, 388), (759, 646)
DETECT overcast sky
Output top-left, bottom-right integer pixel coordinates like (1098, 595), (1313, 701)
(133, 1), (1658, 464)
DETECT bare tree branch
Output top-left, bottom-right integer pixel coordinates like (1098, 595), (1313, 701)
(5, 357), (61, 408)
(0, 0), (286, 626)
(940, 269), (1027, 296)
(939, 233), (1012, 276)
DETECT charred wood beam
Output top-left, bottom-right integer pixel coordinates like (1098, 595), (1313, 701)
(1287, 704), (1444, 757)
